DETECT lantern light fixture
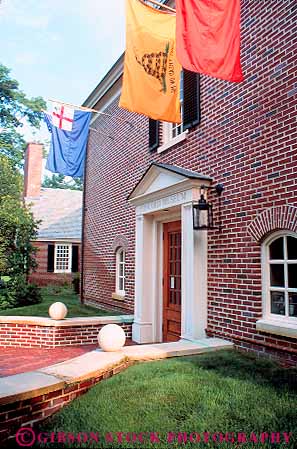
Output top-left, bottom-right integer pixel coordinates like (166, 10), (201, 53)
(193, 184), (224, 230)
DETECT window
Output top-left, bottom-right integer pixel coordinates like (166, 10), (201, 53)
(263, 233), (297, 320)
(54, 244), (72, 273)
(162, 113), (184, 145)
(47, 243), (79, 273)
(171, 120), (184, 139)
(158, 72), (185, 152)
(116, 248), (126, 295)
(164, 71), (185, 140)
(148, 70), (200, 153)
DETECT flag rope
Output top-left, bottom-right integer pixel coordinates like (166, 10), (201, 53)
(140, 0), (176, 13)
(89, 127), (114, 140)
(48, 98), (136, 129)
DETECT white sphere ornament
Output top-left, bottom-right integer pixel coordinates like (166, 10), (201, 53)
(98, 324), (126, 352)
(49, 302), (68, 320)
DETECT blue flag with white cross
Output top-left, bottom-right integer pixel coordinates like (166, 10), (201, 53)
(44, 103), (91, 178)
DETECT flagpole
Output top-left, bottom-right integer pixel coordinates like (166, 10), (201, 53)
(140, 0), (176, 13)
(48, 98), (135, 128)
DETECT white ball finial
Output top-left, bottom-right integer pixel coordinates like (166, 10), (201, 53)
(98, 324), (126, 352)
(49, 302), (68, 320)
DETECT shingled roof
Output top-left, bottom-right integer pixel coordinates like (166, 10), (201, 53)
(25, 188), (83, 241)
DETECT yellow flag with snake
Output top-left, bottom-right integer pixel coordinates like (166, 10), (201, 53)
(119, 0), (181, 123)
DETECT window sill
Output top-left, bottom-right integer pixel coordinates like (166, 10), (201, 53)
(157, 130), (188, 154)
(256, 319), (297, 339)
(112, 292), (125, 301)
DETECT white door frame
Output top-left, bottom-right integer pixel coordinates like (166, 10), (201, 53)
(129, 172), (210, 344)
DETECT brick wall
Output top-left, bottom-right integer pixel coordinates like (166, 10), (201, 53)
(0, 360), (134, 443)
(83, 0), (297, 364)
(0, 321), (132, 348)
(29, 241), (81, 287)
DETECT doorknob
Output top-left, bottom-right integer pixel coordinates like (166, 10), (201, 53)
(170, 277), (175, 289)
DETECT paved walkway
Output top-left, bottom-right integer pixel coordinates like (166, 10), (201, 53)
(0, 340), (136, 377)
(0, 345), (97, 377)
(0, 338), (234, 406)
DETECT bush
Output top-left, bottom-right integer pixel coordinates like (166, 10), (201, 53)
(0, 277), (16, 310)
(72, 273), (80, 294)
(8, 275), (42, 307)
(0, 288), (16, 311)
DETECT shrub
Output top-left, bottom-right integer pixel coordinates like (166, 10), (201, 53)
(0, 277), (16, 310)
(72, 273), (80, 294)
(0, 288), (16, 311)
(8, 275), (42, 307)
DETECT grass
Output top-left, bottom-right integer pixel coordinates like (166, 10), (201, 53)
(36, 350), (297, 449)
(0, 286), (122, 317)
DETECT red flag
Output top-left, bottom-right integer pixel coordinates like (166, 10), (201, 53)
(176, 0), (244, 82)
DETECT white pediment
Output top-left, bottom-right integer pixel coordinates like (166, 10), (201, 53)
(146, 170), (185, 194)
(129, 165), (187, 200)
(128, 163), (212, 209)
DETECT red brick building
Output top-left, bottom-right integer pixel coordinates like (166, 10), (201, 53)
(81, 0), (297, 365)
(24, 143), (82, 286)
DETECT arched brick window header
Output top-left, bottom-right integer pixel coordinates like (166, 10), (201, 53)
(248, 205), (297, 243)
(112, 235), (129, 253)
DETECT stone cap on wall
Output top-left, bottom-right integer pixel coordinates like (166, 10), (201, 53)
(0, 315), (134, 327)
(0, 339), (233, 406)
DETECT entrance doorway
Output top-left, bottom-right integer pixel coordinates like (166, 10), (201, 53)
(163, 221), (182, 342)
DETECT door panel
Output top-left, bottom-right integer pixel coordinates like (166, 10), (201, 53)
(163, 221), (182, 342)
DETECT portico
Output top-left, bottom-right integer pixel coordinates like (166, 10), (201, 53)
(128, 163), (212, 344)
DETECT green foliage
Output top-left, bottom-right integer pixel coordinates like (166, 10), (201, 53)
(0, 129), (26, 168)
(0, 183), (39, 307)
(8, 275), (42, 307)
(0, 64), (45, 308)
(0, 155), (39, 310)
(0, 154), (22, 200)
(72, 273), (80, 294)
(0, 289), (16, 311)
(0, 278), (16, 310)
(0, 195), (39, 277)
(42, 173), (83, 191)
(0, 276), (41, 310)
(0, 63), (46, 167)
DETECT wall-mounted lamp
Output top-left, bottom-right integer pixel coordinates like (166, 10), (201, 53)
(193, 184), (224, 230)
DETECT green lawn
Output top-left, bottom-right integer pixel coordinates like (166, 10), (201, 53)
(37, 350), (297, 449)
(0, 287), (122, 317)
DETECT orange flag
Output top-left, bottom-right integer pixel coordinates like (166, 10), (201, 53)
(119, 0), (181, 123)
(176, 0), (244, 83)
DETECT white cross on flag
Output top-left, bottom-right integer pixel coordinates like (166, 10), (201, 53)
(52, 102), (74, 131)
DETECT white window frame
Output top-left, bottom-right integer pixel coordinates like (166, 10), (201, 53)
(54, 243), (72, 274)
(158, 70), (188, 154)
(116, 248), (126, 296)
(158, 121), (188, 155)
(257, 231), (297, 338)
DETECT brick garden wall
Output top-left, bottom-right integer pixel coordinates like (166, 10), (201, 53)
(0, 320), (132, 348)
(29, 241), (81, 287)
(0, 360), (134, 444)
(83, 0), (297, 364)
